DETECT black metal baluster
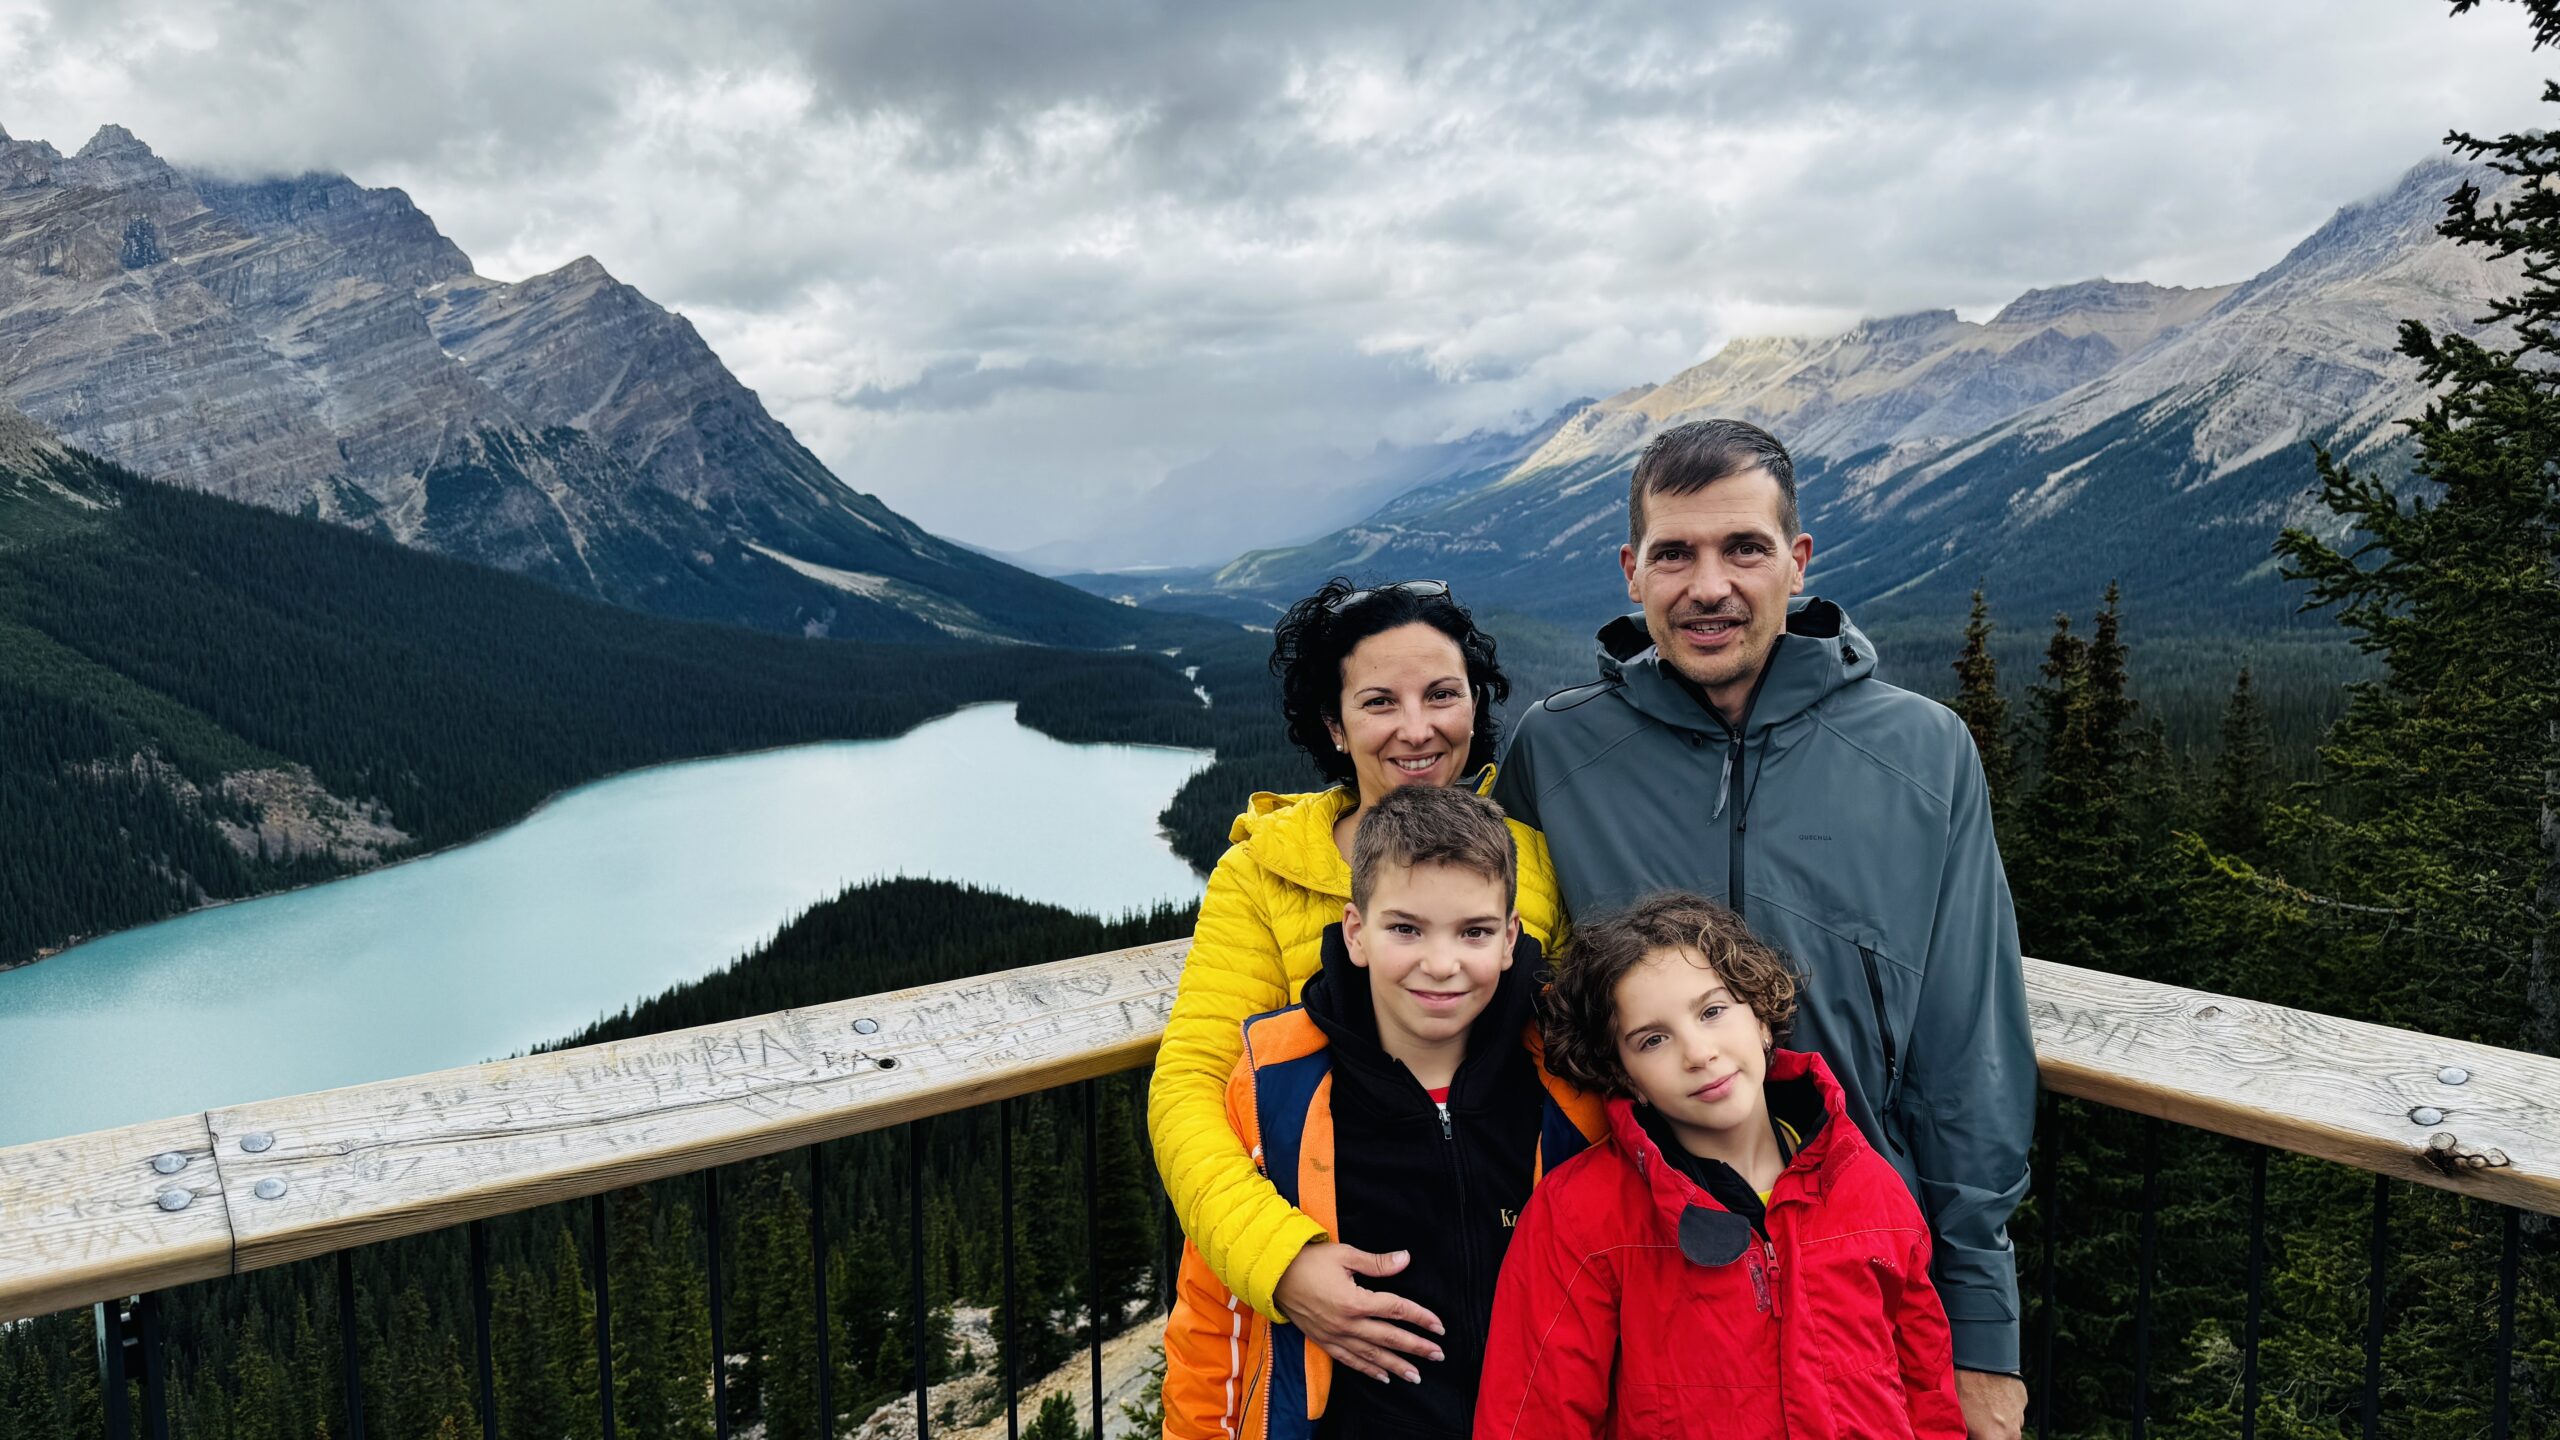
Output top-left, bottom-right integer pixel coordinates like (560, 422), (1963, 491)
(1086, 1081), (1104, 1439)
(2239, 1147), (2267, 1440)
(592, 1194), (617, 1440)
(469, 1220), (498, 1440)
(911, 1121), (931, 1440)
(95, 1299), (134, 1440)
(338, 1250), (368, 1440)
(136, 1290), (168, 1440)
(2491, 1204), (2520, 1440)
(811, 1145), (834, 1440)
(2361, 1174), (2387, 1440)
(2132, 1117), (2161, 1438)
(1001, 1097), (1020, 1440)
(2034, 1094), (2064, 1440)
(706, 1169), (731, 1440)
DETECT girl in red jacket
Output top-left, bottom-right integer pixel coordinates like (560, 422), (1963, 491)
(1475, 892), (1966, 1440)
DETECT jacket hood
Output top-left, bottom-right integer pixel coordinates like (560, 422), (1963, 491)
(1301, 920), (1544, 1103)
(1606, 1048), (1867, 1258)
(1227, 787), (1357, 898)
(1595, 596), (1877, 736)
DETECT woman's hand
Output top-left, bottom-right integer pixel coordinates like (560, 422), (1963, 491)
(1272, 1242), (1447, 1384)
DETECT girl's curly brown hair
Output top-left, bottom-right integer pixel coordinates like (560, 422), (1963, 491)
(1541, 891), (1800, 1098)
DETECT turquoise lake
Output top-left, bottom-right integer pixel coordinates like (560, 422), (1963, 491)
(0, 704), (1213, 1148)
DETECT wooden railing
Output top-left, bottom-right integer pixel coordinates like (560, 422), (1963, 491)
(1, 944), (2554, 1436)
(5, 944), (2557, 1323)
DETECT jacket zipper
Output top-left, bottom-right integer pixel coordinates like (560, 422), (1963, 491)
(1439, 1087), (1480, 1381)
(1762, 1230), (1787, 1432)
(1723, 723), (1749, 920)
(1240, 1028), (1270, 1440)
(1856, 943), (1903, 1119)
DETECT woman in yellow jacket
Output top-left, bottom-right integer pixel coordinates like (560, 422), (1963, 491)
(1148, 577), (1560, 1389)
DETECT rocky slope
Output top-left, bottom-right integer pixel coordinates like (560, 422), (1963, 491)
(0, 123), (1157, 646)
(1202, 157), (2513, 633)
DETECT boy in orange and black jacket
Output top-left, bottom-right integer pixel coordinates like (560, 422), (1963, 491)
(1161, 785), (1603, 1440)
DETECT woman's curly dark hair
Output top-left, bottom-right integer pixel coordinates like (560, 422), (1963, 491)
(1268, 577), (1510, 789)
(1540, 892), (1801, 1099)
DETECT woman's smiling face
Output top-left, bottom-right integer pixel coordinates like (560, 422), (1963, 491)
(1326, 621), (1476, 808)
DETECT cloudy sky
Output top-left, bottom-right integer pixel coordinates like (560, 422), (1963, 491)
(1, 0), (2551, 559)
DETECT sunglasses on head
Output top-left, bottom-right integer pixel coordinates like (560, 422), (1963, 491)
(1324, 578), (1451, 613)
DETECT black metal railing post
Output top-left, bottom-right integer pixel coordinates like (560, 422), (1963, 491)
(705, 1168), (731, 1440)
(591, 1193), (616, 1440)
(2361, 1175), (2387, 1440)
(96, 1297), (134, 1440)
(133, 1290), (168, 1440)
(2132, 1117), (2161, 1438)
(338, 1250), (368, 1440)
(911, 1120), (931, 1440)
(1086, 1081), (1104, 1439)
(810, 1145), (834, 1440)
(469, 1219), (498, 1440)
(1001, 1097), (1020, 1440)
(2034, 1093), (2064, 1440)
(2239, 1146), (2267, 1440)
(2492, 1203), (2520, 1440)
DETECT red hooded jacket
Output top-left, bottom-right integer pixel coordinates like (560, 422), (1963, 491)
(1473, 1049), (1965, 1440)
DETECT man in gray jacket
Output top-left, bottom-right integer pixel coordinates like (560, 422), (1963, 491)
(1492, 418), (2034, 1439)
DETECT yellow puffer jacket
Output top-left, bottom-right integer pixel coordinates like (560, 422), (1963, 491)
(1147, 781), (1560, 1322)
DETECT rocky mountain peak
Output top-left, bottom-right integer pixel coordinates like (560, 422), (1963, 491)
(77, 124), (151, 159)
(1992, 279), (2170, 326)
(1846, 309), (1962, 344)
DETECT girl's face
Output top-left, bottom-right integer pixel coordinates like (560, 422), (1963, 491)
(1325, 622), (1475, 808)
(1611, 945), (1774, 1149)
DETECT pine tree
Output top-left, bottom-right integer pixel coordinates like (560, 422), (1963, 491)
(734, 1162), (819, 1440)
(1022, 1389), (1086, 1440)
(1951, 587), (2015, 808)
(607, 1189), (688, 1440)
(2206, 667), (2275, 860)
(1090, 1082), (1160, 1324)
(544, 1228), (604, 1440)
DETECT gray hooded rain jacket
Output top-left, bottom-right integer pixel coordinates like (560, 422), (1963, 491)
(1492, 596), (2035, 1375)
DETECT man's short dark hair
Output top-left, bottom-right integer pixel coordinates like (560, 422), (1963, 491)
(1627, 418), (1799, 548)
(1350, 785), (1518, 915)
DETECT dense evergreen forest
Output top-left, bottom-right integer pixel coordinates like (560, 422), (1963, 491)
(0, 451), (1236, 968)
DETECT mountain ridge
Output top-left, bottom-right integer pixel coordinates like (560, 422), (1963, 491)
(0, 122), (1164, 647)
(1172, 155), (2514, 634)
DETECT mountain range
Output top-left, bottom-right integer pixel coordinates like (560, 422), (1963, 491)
(0, 122), (1158, 647)
(1109, 156), (2515, 636)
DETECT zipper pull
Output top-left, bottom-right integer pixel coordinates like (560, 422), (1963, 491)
(1440, 1105), (1453, 1140)
(1711, 746), (1731, 819)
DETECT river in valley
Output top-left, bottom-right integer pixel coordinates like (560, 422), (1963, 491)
(0, 703), (1213, 1147)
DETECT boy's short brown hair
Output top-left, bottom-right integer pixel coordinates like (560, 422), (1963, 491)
(1540, 891), (1799, 1098)
(1350, 785), (1518, 913)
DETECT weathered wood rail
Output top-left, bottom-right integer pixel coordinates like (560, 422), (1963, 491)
(3, 944), (2555, 1322)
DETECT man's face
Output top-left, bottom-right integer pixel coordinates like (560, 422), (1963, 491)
(1619, 469), (1813, 719)
(1343, 860), (1518, 1060)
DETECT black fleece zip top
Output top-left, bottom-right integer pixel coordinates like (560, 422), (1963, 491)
(1297, 923), (1550, 1440)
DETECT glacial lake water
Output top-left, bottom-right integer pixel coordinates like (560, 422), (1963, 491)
(0, 704), (1213, 1148)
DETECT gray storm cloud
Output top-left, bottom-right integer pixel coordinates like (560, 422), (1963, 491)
(0, 0), (2550, 557)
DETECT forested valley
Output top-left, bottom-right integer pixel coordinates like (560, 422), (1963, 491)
(0, 450), (1243, 969)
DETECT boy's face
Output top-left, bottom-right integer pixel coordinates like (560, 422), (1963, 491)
(1612, 945), (1775, 1145)
(1343, 860), (1519, 1056)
